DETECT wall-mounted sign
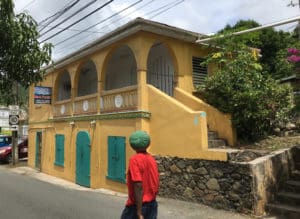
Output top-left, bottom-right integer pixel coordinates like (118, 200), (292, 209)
(34, 86), (52, 104)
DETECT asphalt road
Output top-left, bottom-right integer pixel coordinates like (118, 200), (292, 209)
(0, 167), (124, 219)
(0, 164), (258, 219)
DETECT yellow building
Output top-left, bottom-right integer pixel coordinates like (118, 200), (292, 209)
(28, 18), (235, 193)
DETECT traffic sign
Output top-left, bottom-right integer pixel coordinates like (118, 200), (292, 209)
(9, 105), (19, 116)
(10, 125), (18, 131)
(9, 115), (19, 125)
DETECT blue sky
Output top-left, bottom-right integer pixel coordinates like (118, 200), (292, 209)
(13, 0), (300, 60)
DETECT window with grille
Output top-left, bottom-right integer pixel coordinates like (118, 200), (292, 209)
(192, 56), (208, 87)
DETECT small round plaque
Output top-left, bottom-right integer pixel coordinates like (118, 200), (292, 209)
(100, 97), (104, 109)
(60, 105), (65, 115)
(114, 95), (123, 108)
(83, 100), (89, 111)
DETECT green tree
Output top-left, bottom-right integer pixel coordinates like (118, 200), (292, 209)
(0, 0), (52, 106)
(219, 20), (261, 46)
(199, 37), (294, 142)
(258, 28), (295, 76)
(218, 20), (296, 79)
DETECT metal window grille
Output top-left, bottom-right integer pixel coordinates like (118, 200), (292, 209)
(192, 56), (208, 87)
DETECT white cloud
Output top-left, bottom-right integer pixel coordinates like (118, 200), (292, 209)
(13, 0), (300, 60)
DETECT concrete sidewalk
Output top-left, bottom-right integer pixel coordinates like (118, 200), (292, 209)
(4, 163), (265, 219)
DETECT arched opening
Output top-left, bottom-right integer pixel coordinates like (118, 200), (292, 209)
(56, 70), (71, 101)
(77, 60), (98, 97)
(147, 42), (175, 96)
(105, 45), (137, 90)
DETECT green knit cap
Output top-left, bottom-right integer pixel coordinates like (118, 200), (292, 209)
(129, 131), (150, 149)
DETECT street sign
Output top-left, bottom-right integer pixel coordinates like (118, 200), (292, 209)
(9, 115), (19, 125)
(10, 125), (18, 131)
(9, 105), (19, 116)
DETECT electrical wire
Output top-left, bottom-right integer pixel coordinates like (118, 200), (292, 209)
(53, 0), (181, 53)
(149, 0), (184, 19)
(53, 0), (156, 50)
(38, 0), (80, 32)
(54, 32), (102, 55)
(39, 24), (108, 34)
(17, 0), (36, 13)
(40, 0), (114, 43)
(38, 0), (77, 25)
(54, 0), (143, 47)
(52, 0), (185, 59)
(39, 0), (99, 37)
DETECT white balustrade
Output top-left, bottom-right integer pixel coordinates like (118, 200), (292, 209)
(101, 86), (137, 113)
(53, 100), (72, 117)
(73, 94), (98, 115)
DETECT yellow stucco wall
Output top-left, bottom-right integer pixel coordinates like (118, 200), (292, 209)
(28, 29), (230, 191)
(29, 118), (146, 192)
(174, 87), (236, 145)
(147, 85), (227, 160)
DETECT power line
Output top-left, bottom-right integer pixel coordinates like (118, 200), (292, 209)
(38, 0), (77, 25)
(39, 24), (108, 34)
(149, 0), (184, 19)
(54, 31), (102, 55)
(40, 0), (114, 43)
(53, 0), (181, 52)
(54, 0), (143, 47)
(38, 0), (80, 32)
(17, 0), (36, 13)
(138, 0), (183, 19)
(51, 0), (186, 59)
(53, 0), (156, 51)
(39, 0), (99, 37)
(93, 0), (155, 31)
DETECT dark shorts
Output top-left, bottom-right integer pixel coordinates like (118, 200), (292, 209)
(120, 200), (157, 219)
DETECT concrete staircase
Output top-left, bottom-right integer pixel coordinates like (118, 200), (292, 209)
(208, 131), (227, 148)
(266, 146), (300, 219)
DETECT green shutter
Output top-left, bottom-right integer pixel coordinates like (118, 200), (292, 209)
(107, 136), (126, 183)
(55, 134), (64, 166)
(35, 132), (42, 169)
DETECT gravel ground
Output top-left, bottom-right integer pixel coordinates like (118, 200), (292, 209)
(237, 135), (300, 151)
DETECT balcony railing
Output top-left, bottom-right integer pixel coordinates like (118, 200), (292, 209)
(53, 99), (72, 117)
(100, 85), (138, 113)
(74, 93), (98, 115)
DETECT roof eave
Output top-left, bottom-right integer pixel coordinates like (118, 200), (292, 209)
(45, 18), (205, 73)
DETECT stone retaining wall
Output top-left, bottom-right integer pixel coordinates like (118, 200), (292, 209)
(155, 148), (294, 216)
(155, 156), (254, 213)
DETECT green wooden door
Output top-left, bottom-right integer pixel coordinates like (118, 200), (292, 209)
(76, 131), (91, 187)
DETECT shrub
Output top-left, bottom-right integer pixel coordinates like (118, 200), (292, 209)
(198, 38), (294, 142)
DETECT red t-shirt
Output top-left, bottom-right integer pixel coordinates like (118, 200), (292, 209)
(126, 152), (159, 206)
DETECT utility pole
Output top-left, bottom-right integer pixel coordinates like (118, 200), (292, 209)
(9, 104), (19, 165)
(287, 0), (300, 40)
(9, 82), (20, 165)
